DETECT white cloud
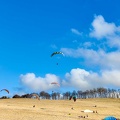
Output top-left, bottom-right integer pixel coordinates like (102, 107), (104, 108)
(71, 28), (82, 35)
(62, 68), (92, 90)
(89, 15), (120, 48)
(83, 42), (92, 48)
(61, 47), (99, 59)
(101, 70), (120, 86)
(107, 35), (120, 48)
(61, 47), (120, 69)
(20, 73), (60, 92)
(62, 68), (120, 90)
(20, 68), (120, 92)
(90, 15), (117, 39)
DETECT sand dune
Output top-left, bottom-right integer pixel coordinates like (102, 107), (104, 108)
(0, 98), (120, 120)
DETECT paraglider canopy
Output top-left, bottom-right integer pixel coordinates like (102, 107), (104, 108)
(103, 116), (117, 120)
(31, 93), (40, 100)
(51, 82), (60, 87)
(51, 52), (64, 57)
(0, 89), (9, 94)
(51, 51), (64, 65)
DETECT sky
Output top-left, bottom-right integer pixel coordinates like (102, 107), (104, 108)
(0, 0), (120, 97)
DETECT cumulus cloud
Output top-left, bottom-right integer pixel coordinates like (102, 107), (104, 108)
(20, 73), (60, 92)
(62, 68), (120, 90)
(90, 15), (117, 38)
(90, 15), (120, 48)
(61, 47), (120, 69)
(71, 28), (82, 35)
(101, 70), (120, 86)
(62, 68), (92, 90)
(107, 35), (120, 48)
(20, 68), (120, 91)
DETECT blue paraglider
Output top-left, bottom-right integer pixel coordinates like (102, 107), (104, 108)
(104, 116), (117, 120)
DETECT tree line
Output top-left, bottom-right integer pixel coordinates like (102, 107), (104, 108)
(1, 87), (120, 99)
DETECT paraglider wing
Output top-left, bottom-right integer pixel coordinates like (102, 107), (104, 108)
(51, 82), (60, 87)
(51, 52), (64, 57)
(51, 52), (64, 65)
(104, 116), (117, 120)
(31, 94), (40, 100)
(0, 89), (9, 94)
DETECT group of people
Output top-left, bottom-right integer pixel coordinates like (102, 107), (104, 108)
(69, 96), (76, 102)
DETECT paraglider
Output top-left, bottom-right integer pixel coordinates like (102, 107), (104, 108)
(51, 51), (64, 65)
(103, 116), (117, 120)
(0, 89), (9, 94)
(31, 93), (40, 100)
(51, 82), (60, 87)
(51, 52), (64, 57)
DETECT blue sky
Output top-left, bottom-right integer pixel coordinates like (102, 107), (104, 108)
(0, 0), (120, 97)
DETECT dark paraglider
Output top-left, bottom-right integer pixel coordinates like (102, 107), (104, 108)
(0, 89), (9, 94)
